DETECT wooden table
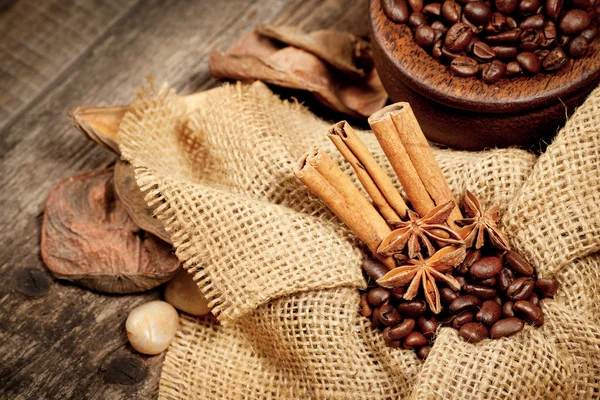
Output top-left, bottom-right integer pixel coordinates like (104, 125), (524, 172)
(0, 0), (367, 398)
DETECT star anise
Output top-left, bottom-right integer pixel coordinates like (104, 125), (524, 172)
(455, 190), (511, 251)
(376, 245), (466, 314)
(377, 200), (464, 259)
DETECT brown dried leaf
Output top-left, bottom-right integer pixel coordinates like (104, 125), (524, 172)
(41, 168), (179, 294)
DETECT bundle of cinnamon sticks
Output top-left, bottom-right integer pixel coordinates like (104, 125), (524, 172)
(294, 102), (462, 268)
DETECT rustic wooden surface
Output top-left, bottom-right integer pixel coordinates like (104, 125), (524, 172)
(0, 0), (367, 399)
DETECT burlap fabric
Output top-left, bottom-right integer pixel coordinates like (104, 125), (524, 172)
(118, 81), (600, 399)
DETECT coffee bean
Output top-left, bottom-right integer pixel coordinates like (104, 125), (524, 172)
(382, 327), (403, 348)
(432, 40), (444, 58)
(415, 25), (437, 47)
(424, 2), (442, 16)
(455, 275), (468, 287)
(472, 42), (497, 61)
(489, 12), (508, 32)
(518, 0), (540, 14)
(493, 45), (518, 58)
(363, 259), (389, 281)
(572, 0), (595, 8)
(475, 300), (502, 326)
(535, 277), (559, 298)
(494, 296), (503, 306)
(542, 47), (568, 70)
(379, 304), (402, 326)
(474, 276), (497, 287)
(498, 267), (515, 291)
(464, 2), (492, 25)
(519, 29), (541, 51)
(442, 0), (463, 23)
(416, 345), (432, 359)
(462, 14), (485, 33)
(514, 300), (544, 326)
(417, 316), (438, 337)
(521, 14), (545, 29)
(490, 317), (524, 339)
(452, 311), (475, 328)
(495, 0), (518, 14)
(470, 256), (502, 279)
(505, 251), (534, 276)
(367, 287), (391, 307)
(388, 318), (416, 339)
(507, 277), (535, 300)
(432, 21), (449, 32)
(360, 294), (373, 317)
(580, 25), (599, 41)
(450, 56), (480, 76)
(507, 16), (518, 28)
(459, 322), (489, 343)
(433, 28), (445, 41)
(546, 0), (563, 20)
(398, 300), (427, 317)
(528, 292), (540, 306)
(409, 11), (427, 27)
(404, 331), (429, 348)
(464, 283), (499, 299)
(516, 51), (542, 73)
(487, 29), (522, 44)
(446, 23), (473, 51)
(390, 287), (406, 300)
(382, 0), (411, 23)
(502, 301), (515, 317)
(462, 249), (482, 268)
(450, 295), (482, 313)
(534, 49), (550, 60)
(568, 36), (589, 58)
(408, 0), (424, 12)
(440, 287), (460, 304)
(372, 307), (382, 328)
(559, 9), (592, 34)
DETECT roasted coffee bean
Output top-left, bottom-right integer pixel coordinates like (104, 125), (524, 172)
(440, 287), (460, 304)
(535, 277), (559, 297)
(572, 0), (595, 8)
(462, 14), (485, 33)
(568, 36), (589, 58)
(528, 292), (540, 306)
(560, 10), (592, 35)
(521, 14), (545, 29)
(489, 12), (507, 32)
(464, 283), (499, 300)
(367, 287), (391, 307)
(476, 300), (502, 326)
(505, 250), (534, 276)
(360, 293), (373, 317)
(534, 49), (550, 59)
(450, 56), (479, 76)
(580, 25), (599, 42)
(424, 2), (443, 16)
(507, 277), (535, 300)
(498, 268), (516, 292)
(415, 25), (437, 47)
(472, 41), (496, 61)
(470, 256), (502, 279)
(450, 295), (482, 313)
(519, 29), (541, 51)
(432, 21), (449, 32)
(545, 0), (563, 20)
(442, 0), (463, 23)
(494, 296), (503, 306)
(507, 16), (518, 28)
(398, 300), (427, 317)
(416, 345), (432, 359)
(409, 11), (427, 27)
(379, 304), (402, 326)
(439, 314), (455, 327)
(474, 276), (497, 287)
(558, 34), (571, 46)
(541, 21), (557, 47)
(408, 0), (424, 12)
(452, 311), (474, 328)
(432, 40), (444, 57)
(502, 302), (516, 318)
(459, 322), (489, 343)
(464, 2), (492, 25)
(417, 316), (438, 338)
(382, 328), (403, 348)
(382, 0), (411, 23)
(490, 317), (524, 339)
(518, 0), (540, 14)
(372, 307), (382, 328)
(433, 28), (445, 41)
(487, 29), (522, 44)
(481, 60), (505, 83)
(390, 287), (406, 300)
(455, 275), (468, 287)
(514, 300), (544, 326)
(404, 331), (429, 348)
(363, 259), (389, 281)
(446, 23), (473, 51)
(462, 249), (482, 268)
(495, 0), (518, 14)
(542, 47), (568, 70)
(493, 45), (518, 58)
(516, 51), (542, 73)
(388, 318), (416, 339)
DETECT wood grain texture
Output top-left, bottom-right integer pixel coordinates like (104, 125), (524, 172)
(0, 0), (368, 399)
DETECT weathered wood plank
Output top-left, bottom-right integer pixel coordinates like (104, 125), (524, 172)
(0, 0), (367, 398)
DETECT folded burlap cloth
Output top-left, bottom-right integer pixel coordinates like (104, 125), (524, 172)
(118, 81), (600, 399)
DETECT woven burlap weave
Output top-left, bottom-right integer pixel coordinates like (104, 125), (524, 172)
(118, 81), (600, 399)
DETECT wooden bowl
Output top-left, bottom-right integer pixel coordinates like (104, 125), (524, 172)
(370, 0), (600, 150)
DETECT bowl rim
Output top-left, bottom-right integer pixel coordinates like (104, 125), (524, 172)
(370, 0), (600, 113)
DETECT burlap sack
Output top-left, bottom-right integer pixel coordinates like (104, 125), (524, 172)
(118, 81), (600, 399)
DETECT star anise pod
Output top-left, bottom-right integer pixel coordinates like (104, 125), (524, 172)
(377, 200), (464, 259)
(455, 190), (511, 251)
(376, 245), (466, 314)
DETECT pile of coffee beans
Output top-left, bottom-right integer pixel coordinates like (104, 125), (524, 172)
(360, 248), (559, 359)
(382, 0), (599, 83)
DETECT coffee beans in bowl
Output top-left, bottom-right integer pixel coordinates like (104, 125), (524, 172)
(381, 0), (599, 83)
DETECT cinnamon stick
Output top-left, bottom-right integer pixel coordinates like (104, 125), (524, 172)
(328, 121), (408, 221)
(368, 103), (462, 229)
(294, 148), (395, 269)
